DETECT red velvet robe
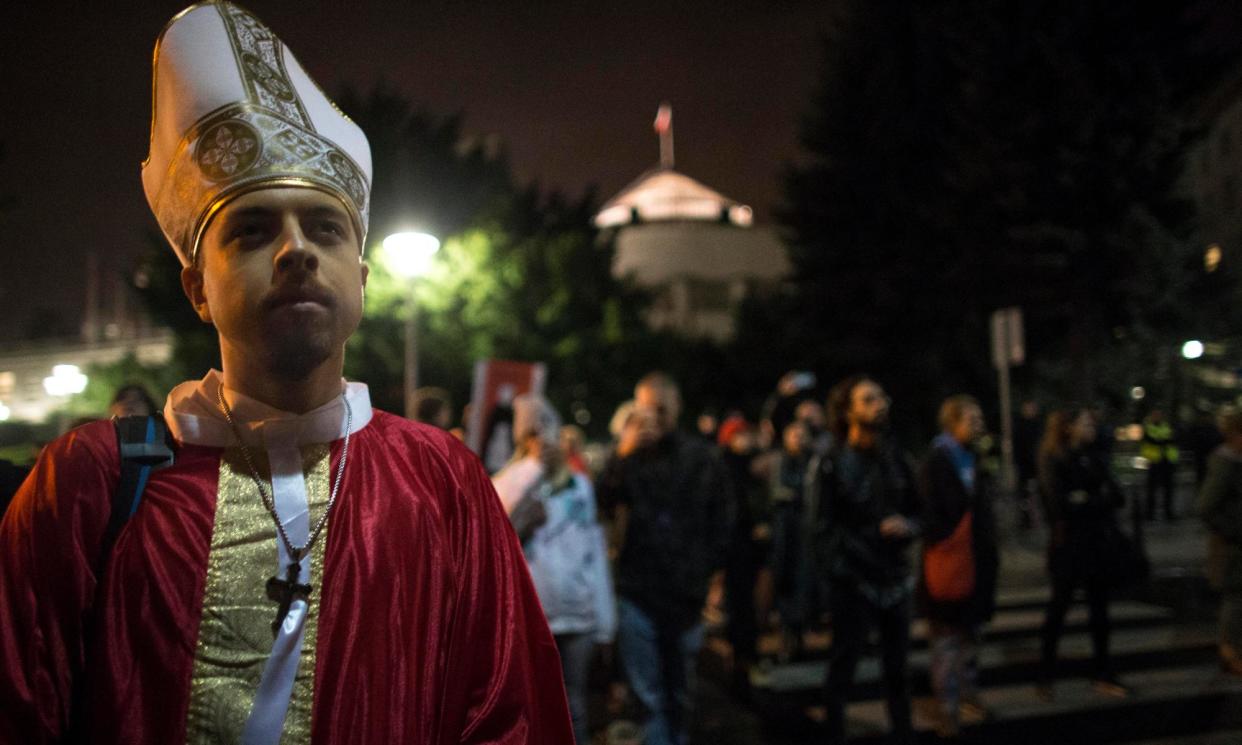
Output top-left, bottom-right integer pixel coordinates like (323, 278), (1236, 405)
(0, 412), (573, 743)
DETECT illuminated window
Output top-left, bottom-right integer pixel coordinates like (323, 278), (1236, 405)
(0, 371), (14, 396)
(1206, 244), (1223, 272)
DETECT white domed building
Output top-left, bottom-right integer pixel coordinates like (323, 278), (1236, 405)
(595, 165), (790, 342)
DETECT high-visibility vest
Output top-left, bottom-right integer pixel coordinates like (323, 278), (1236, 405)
(1140, 421), (1179, 464)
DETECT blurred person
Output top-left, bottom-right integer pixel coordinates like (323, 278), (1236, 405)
(560, 423), (590, 476)
(795, 398), (833, 456)
(768, 419), (815, 661)
(811, 376), (919, 745)
(0, 459), (31, 519)
(410, 386), (453, 430)
(609, 399), (636, 441)
(696, 408), (719, 444)
(0, 5), (572, 741)
(760, 370), (817, 450)
(1141, 408), (1179, 521)
(108, 384), (158, 418)
(1088, 404), (1118, 459)
(597, 372), (733, 745)
(1037, 408), (1130, 699)
(1198, 408), (1242, 675)
(918, 395), (999, 738)
(1187, 410), (1224, 488)
(450, 402), (471, 442)
(1013, 399), (1043, 530)
(717, 414), (765, 699)
(492, 395), (616, 744)
(482, 383), (517, 473)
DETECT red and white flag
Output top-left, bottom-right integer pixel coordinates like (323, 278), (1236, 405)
(653, 102), (672, 135)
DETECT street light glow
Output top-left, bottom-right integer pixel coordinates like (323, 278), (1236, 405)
(1206, 244), (1222, 272)
(1181, 340), (1205, 360)
(0, 402), (9, 422)
(383, 231), (441, 278)
(43, 364), (88, 396)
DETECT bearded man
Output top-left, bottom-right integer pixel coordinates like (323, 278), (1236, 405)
(0, 3), (572, 743)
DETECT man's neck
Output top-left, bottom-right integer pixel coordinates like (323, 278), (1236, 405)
(847, 425), (879, 451)
(220, 349), (345, 415)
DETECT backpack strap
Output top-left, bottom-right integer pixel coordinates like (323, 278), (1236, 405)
(102, 414), (175, 559)
(66, 415), (175, 741)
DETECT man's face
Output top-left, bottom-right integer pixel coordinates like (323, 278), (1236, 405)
(795, 400), (826, 430)
(635, 382), (680, 437)
(783, 422), (810, 454)
(950, 404), (984, 444)
(848, 380), (889, 431)
(182, 187), (368, 380)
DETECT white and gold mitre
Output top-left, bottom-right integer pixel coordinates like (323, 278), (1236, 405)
(142, 1), (372, 266)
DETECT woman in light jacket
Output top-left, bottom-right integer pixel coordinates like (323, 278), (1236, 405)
(492, 394), (617, 745)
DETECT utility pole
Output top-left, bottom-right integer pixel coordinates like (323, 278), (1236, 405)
(991, 307), (1025, 495)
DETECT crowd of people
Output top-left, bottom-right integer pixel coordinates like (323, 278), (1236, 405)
(477, 368), (1242, 744)
(3, 362), (1238, 744)
(0, 2), (1237, 741)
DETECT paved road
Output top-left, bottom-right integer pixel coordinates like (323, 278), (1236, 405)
(678, 484), (1242, 745)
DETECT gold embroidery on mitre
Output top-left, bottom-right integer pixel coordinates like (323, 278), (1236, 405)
(196, 120), (263, 182)
(151, 101), (369, 266)
(215, 2), (313, 129)
(185, 445), (331, 745)
(146, 1), (369, 266)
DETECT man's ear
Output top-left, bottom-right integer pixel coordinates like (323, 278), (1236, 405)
(359, 260), (370, 296)
(180, 265), (213, 323)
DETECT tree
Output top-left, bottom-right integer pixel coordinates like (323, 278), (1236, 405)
(763, 0), (1218, 439)
(358, 185), (657, 434)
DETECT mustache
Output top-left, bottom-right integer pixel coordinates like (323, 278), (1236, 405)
(262, 283), (336, 311)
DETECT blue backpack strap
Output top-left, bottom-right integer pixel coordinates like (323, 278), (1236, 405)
(65, 415), (176, 742)
(102, 414), (175, 559)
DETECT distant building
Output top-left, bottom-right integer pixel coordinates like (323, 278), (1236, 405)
(595, 166), (789, 342)
(0, 330), (172, 424)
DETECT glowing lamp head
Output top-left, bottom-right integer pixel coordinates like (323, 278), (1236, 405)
(1181, 340), (1205, 360)
(383, 232), (441, 278)
(43, 364), (88, 397)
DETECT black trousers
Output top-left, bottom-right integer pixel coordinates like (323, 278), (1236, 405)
(1041, 570), (1113, 680)
(1146, 461), (1176, 520)
(823, 583), (912, 745)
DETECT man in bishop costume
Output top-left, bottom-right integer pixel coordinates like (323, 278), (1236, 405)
(0, 3), (574, 743)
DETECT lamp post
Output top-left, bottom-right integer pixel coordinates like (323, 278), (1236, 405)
(43, 364), (88, 434)
(382, 231), (440, 419)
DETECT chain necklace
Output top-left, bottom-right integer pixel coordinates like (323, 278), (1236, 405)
(216, 385), (352, 636)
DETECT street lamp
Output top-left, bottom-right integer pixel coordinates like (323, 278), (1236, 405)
(43, 364), (88, 397)
(382, 231), (440, 419)
(1181, 339), (1205, 360)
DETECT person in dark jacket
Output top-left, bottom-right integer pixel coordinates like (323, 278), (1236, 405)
(1198, 407), (1242, 675)
(1037, 407), (1130, 699)
(768, 419), (815, 661)
(0, 459), (31, 518)
(918, 395), (999, 738)
(717, 414), (765, 700)
(597, 372), (734, 745)
(812, 376), (920, 745)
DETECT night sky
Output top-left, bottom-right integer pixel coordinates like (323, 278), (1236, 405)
(0, 1), (838, 342)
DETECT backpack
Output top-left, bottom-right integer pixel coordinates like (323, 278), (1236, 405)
(63, 414), (176, 742)
(101, 414), (176, 561)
